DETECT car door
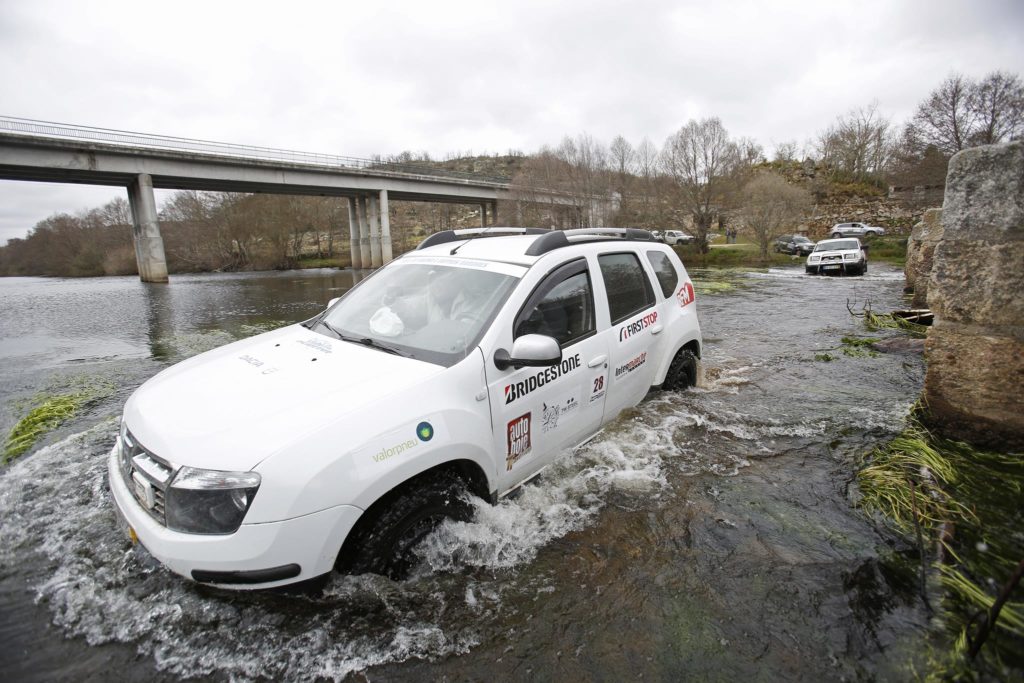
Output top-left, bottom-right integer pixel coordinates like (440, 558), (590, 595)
(597, 251), (663, 422)
(485, 258), (609, 493)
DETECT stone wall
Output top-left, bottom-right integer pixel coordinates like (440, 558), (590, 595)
(904, 208), (943, 307)
(923, 141), (1024, 451)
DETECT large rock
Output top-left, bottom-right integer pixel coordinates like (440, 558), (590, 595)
(923, 141), (1024, 451)
(905, 208), (943, 306)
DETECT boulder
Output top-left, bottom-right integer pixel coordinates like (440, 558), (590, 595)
(923, 141), (1024, 451)
(904, 208), (943, 305)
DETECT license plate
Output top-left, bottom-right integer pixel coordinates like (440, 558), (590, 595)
(823, 265), (840, 270)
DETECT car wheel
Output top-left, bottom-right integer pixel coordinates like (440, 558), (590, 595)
(340, 469), (473, 580)
(805, 267), (816, 274)
(831, 232), (842, 238)
(664, 348), (698, 391)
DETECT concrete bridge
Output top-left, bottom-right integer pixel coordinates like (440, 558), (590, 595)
(0, 117), (515, 282)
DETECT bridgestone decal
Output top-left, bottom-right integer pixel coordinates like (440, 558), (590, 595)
(503, 354), (581, 405)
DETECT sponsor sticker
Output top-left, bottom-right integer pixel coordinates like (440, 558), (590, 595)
(676, 281), (695, 307)
(614, 351), (648, 378)
(504, 354), (581, 405)
(618, 310), (658, 342)
(541, 393), (580, 433)
(416, 421), (434, 442)
(506, 413), (532, 470)
(298, 337), (334, 353)
(372, 438), (418, 463)
(589, 374), (606, 403)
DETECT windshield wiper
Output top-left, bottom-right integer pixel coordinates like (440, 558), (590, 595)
(320, 323), (410, 357)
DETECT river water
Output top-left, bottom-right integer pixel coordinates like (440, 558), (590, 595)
(0, 264), (929, 681)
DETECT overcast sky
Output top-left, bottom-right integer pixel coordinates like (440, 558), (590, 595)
(1, 0), (1022, 244)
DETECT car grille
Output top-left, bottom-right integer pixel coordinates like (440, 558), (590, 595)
(120, 430), (176, 526)
(821, 255), (843, 262)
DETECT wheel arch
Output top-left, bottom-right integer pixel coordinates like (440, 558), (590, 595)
(652, 336), (702, 387)
(334, 458), (490, 571)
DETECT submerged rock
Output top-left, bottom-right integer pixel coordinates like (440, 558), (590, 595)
(871, 338), (925, 355)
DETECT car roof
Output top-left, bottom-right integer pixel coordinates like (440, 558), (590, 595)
(412, 228), (670, 267)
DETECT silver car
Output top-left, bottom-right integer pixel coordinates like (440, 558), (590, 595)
(829, 222), (886, 238)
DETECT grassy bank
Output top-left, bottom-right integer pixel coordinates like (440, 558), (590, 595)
(674, 242), (797, 268)
(863, 235), (907, 265)
(857, 414), (1024, 680)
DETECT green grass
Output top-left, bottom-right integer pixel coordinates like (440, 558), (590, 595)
(857, 415), (1024, 679)
(674, 242), (796, 268)
(863, 236), (908, 266)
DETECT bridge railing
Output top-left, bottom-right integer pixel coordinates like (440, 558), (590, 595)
(0, 116), (511, 185)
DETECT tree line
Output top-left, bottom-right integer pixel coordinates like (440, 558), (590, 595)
(1, 70), (1020, 276)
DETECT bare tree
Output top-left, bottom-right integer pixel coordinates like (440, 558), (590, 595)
(815, 102), (893, 180)
(908, 73), (978, 156)
(738, 172), (811, 260)
(772, 140), (798, 163)
(608, 135), (636, 218)
(970, 70), (1024, 146)
(660, 118), (739, 253)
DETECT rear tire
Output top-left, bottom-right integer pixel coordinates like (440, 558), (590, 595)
(831, 232), (842, 238)
(340, 469), (473, 580)
(664, 348), (698, 391)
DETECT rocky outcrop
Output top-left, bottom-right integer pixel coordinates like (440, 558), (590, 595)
(923, 141), (1024, 451)
(905, 208), (944, 306)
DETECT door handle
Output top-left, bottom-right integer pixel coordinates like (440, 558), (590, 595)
(587, 355), (607, 368)
(650, 324), (664, 335)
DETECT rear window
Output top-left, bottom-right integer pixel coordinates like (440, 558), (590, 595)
(646, 250), (679, 298)
(598, 252), (655, 324)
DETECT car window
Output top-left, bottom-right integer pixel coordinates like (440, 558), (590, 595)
(322, 262), (519, 366)
(645, 250), (679, 298)
(598, 252), (656, 324)
(514, 259), (595, 347)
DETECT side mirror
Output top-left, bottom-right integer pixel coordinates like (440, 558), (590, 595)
(327, 297), (341, 308)
(494, 334), (562, 371)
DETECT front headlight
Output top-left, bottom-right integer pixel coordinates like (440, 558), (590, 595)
(166, 467), (261, 534)
(844, 253), (858, 260)
(809, 255), (820, 262)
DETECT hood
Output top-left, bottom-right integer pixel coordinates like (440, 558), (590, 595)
(124, 324), (444, 471)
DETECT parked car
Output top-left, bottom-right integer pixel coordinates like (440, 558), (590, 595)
(109, 227), (703, 589)
(829, 222), (886, 238)
(650, 230), (664, 242)
(806, 237), (868, 275)
(662, 230), (695, 245)
(774, 234), (815, 256)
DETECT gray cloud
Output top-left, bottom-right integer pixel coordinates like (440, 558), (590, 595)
(1, 0), (1022, 244)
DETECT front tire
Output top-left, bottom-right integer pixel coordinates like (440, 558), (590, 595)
(664, 348), (698, 391)
(340, 469), (473, 580)
(831, 232), (842, 238)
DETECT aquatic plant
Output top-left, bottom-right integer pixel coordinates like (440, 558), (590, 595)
(864, 310), (928, 338)
(3, 380), (114, 463)
(857, 415), (1024, 679)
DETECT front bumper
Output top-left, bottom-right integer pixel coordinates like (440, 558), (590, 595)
(107, 443), (363, 589)
(806, 260), (864, 274)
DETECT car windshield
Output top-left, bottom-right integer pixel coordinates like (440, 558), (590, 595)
(319, 259), (519, 366)
(814, 240), (859, 252)
(794, 236), (812, 243)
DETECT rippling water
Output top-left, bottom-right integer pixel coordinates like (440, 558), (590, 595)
(0, 264), (928, 681)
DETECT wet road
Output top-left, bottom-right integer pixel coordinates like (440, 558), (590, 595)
(0, 264), (928, 681)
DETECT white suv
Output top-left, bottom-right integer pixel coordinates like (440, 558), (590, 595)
(829, 222), (886, 238)
(806, 237), (868, 275)
(109, 228), (703, 589)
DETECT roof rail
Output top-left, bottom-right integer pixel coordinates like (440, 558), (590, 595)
(417, 226), (549, 250)
(525, 227), (654, 256)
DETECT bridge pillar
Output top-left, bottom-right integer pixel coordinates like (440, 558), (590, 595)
(480, 203), (488, 228)
(379, 189), (393, 264)
(347, 197), (362, 269)
(357, 195), (371, 268)
(127, 173), (169, 283)
(368, 194), (383, 267)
